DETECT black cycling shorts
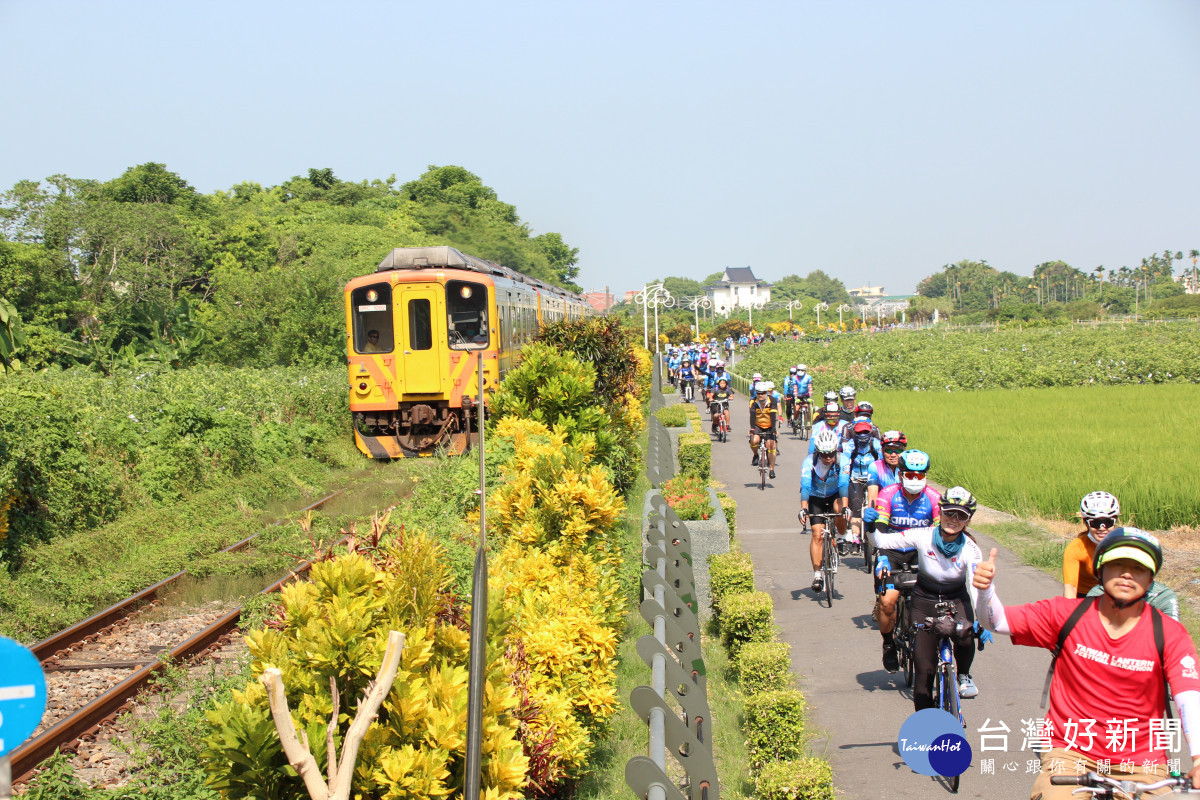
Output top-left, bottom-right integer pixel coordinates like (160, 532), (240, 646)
(876, 548), (918, 592)
(807, 494), (840, 522)
(750, 426), (777, 441)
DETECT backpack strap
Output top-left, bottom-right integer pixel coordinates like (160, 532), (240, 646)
(1041, 596), (1097, 710)
(1150, 605), (1174, 719)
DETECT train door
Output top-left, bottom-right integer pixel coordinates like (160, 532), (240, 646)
(400, 285), (443, 394)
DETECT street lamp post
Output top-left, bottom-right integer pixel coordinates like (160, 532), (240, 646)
(837, 304), (852, 327)
(633, 283), (675, 352)
(814, 302), (829, 327)
(783, 299), (804, 322)
(747, 300), (765, 332)
(683, 295), (712, 340)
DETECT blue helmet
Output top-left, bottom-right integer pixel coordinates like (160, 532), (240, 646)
(899, 450), (930, 472)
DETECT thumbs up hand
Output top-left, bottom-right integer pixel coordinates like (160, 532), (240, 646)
(973, 548), (998, 591)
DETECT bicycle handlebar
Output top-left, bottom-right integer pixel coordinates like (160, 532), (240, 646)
(1051, 771), (1196, 797)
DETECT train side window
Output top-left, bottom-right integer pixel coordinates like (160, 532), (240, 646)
(447, 280), (489, 350)
(352, 284), (394, 353)
(409, 298), (433, 351)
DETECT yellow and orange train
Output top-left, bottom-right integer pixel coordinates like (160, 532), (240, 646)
(344, 246), (590, 458)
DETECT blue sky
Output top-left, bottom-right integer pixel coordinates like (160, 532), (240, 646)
(2, 1), (1197, 296)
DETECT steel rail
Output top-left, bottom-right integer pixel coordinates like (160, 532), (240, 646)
(11, 536), (348, 785)
(30, 489), (346, 662)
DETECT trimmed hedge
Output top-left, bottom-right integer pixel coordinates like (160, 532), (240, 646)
(754, 758), (836, 800)
(735, 641), (792, 694)
(654, 405), (688, 428)
(677, 432), (711, 479)
(745, 689), (807, 772)
(717, 491), (736, 539)
(708, 552), (755, 616)
(720, 590), (774, 657)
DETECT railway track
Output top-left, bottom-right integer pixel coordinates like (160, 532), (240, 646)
(10, 489), (347, 785)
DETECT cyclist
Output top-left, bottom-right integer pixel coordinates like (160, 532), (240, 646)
(667, 348), (682, 386)
(705, 359), (731, 411)
(710, 378), (734, 437)
(869, 449), (941, 673)
(782, 367), (801, 423)
(813, 389), (839, 425)
(837, 385), (857, 423)
(1066, 491), (1181, 619)
(678, 358), (697, 402)
(842, 420), (882, 551)
(866, 430), (906, 506)
(799, 428), (851, 594)
(874, 487), (988, 707)
(750, 372), (764, 394)
(974, 528), (1200, 797)
(841, 401), (881, 443)
(808, 402), (847, 455)
(794, 364), (813, 420)
(749, 381), (779, 479)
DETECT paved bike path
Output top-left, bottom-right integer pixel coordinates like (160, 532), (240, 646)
(704, 396), (1066, 799)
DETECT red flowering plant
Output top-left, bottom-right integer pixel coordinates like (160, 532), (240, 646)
(661, 474), (714, 521)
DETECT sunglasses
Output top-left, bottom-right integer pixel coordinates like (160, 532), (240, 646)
(943, 509), (971, 522)
(1087, 517), (1117, 529)
(902, 470), (926, 480)
(818, 451), (838, 459)
(883, 448), (903, 454)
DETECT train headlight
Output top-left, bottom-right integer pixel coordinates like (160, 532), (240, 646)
(459, 285), (472, 299)
(366, 289), (379, 302)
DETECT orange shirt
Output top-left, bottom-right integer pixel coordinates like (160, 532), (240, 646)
(1062, 533), (1098, 595)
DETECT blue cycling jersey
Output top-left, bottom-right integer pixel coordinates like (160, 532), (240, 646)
(795, 374), (813, 396)
(807, 420), (849, 455)
(841, 439), (881, 479)
(867, 458), (900, 490)
(800, 453), (851, 501)
(678, 366), (696, 383)
(707, 370), (731, 388)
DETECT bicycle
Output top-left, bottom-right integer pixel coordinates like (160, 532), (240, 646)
(681, 378), (694, 403)
(808, 510), (849, 608)
(796, 398), (812, 439)
(711, 399), (730, 443)
(878, 561), (920, 688)
(1051, 771), (1198, 799)
(916, 600), (978, 794)
(849, 475), (873, 573)
(755, 436), (769, 490)
(788, 395), (802, 437)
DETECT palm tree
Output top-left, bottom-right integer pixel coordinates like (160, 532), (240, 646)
(1093, 265), (1104, 287)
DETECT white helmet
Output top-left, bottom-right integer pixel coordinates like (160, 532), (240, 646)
(1080, 491), (1120, 519)
(839, 385), (856, 400)
(753, 372), (762, 380)
(758, 381), (775, 392)
(797, 364), (807, 373)
(813, 428), (841, 454)
(1081, 491), (1120, 543)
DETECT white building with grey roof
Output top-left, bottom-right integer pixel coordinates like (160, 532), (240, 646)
(705, 267), (772, 314)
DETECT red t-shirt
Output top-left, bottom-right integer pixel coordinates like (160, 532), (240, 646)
(1007, 596), (1200, 763)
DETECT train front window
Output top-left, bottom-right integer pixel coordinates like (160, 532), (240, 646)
(352, 284), (393, 353)
(408, 298), (433, 350)
(446, 280), (489, 350)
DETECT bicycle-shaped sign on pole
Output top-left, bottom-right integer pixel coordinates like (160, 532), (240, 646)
(633, 284), (676, 353)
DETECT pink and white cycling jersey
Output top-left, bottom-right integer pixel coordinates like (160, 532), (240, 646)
(873, 484), (941, 552)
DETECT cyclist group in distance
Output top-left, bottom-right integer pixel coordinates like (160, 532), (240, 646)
(661, 341), (1200, 796)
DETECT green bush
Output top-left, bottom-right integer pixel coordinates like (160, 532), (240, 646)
(654, 405), (688, 428)
(677, 432), (711, 479)
(719, 591), (774, 657)
(754, 758), (835, 800)
(744, 689), (807, 772)
(717, 492), (736, 539)
(735, 641), (792, 694)
(709, 552), (755, 617)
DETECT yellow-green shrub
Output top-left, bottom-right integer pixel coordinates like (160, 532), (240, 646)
(717, 492), (736, 539)
(719, 591), (774, 657)
(709, 552), (756, 617)
(735, 641), (792, 694)
(677, 432), (711, 479)
(744, 689), (807, 773)
(754, 758), (835, 800)
(201, 535), (527, 800)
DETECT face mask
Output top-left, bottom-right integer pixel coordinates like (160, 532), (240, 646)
(902, 475), (926, 494)
(1088, 530), (1106, 545)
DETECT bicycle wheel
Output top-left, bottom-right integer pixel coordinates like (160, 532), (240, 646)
(940, 661), (959, 718)
(822, 533), (835, 607)
(899, 598), (915, 688)
(861, 523), (874, 574)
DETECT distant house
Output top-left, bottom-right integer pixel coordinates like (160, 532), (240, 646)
(583, 290), (617, 312)
(705, 267), (772, 313)
(859, 294), (914, 317)
(848, 285), (886, 299)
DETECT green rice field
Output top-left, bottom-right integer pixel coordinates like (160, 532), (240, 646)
(866, 384), (1200, 531)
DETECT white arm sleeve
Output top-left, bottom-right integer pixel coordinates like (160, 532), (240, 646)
(1174, 690), (1200, 758)
(975, 585), (1011, 635)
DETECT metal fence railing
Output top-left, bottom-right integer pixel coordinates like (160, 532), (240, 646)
(626, 495), (718, 800)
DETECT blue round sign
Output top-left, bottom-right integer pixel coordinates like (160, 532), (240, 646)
(0, 636), (47, 756)
(897, 708), (972, 777)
